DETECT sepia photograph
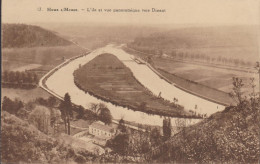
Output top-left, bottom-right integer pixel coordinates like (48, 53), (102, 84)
(1, 0), (260, 163)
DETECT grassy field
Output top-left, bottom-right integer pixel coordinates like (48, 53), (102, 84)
(2, 45), (85, 78)
(124, 47), (258, 105)
(1, 87), (52, 103)
(74, 53), (192, 118)
(153, 57), (257, 94)
(157, 69), (234, 105)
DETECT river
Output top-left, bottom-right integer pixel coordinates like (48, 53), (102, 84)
(44, 45), (225, 127)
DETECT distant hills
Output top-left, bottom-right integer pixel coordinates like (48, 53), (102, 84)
(2, 24), (72, 48)
(128, 25), (259, 64)
(130, 25), (259, 49)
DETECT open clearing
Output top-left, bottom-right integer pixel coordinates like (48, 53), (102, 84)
(74, 53), (189, 117)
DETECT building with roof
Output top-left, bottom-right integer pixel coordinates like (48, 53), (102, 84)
(89, 121), (115, 146)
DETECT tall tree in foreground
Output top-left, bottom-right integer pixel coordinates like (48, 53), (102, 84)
(163, 118), (172, 139)
(28, 105), (51, 134)
(150, 128), (161, 146)
(60, 93), (73, 135)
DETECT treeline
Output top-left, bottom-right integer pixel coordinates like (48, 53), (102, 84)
(169, 50), (253, 67)
(2, 70), (38, 89)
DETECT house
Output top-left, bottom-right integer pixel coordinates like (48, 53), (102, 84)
(89, 121), (115, 146)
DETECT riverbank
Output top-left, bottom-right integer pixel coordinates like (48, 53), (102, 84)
(73, 53), (200, 118)
(123, 46), (235, 106)
(42, 45), (211, 126)
(39, 52), (91, 100)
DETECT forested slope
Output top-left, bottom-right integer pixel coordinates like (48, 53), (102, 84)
(150, 100), (260, 163)
(1, 111), (96, 163)
(2, 24), (71, 48)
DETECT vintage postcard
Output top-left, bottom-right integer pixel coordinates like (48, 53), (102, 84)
(1, 0), (259, 163)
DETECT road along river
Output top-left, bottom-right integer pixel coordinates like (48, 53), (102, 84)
(43, 45), (225, 127)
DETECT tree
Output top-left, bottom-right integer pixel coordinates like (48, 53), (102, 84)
(230, 77), (245, 105)
(9, 71), (15, 82)
(150, 128), (161, 145)
(50, 108), (61, 134)
(15, 71), (21, 84)
(90, 103), (99, 114)
(3, 70), (9, 82)
(109, 133), (130, 155)
(99, 107), (112, 125)
(25, 72), (33, 83)
(76, 105), (85, 119)
(173, 97), (178, 105)
(47, 96), (57, 107)
(90, 103), (105, 115)
(163, 118), (172, 139)
(29, 105), (51, 134)
(2, 96), (23, 114)
(118, 118), (127, 132)
(249, 78), (257, 104)
(60, 93), (73, 135)
(33, 73), (38, 83)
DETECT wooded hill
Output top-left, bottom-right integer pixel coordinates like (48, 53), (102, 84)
(2, 24), (72, 48)
(149, 99), (260, 163)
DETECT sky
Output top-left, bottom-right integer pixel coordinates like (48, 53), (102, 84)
(2, 0), (260, 25)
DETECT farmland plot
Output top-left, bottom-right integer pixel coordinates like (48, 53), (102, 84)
(74, 53), (191, 118)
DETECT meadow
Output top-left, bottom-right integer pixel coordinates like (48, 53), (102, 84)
(153, 57), (257, 95)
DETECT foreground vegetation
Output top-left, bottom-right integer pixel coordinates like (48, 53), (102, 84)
(150, 102), (260, 163)
(147, 77), (260, 163)
(1, 94), (145, 163)
(2, 72), (258, 163)
(1, 111), (98, 163)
